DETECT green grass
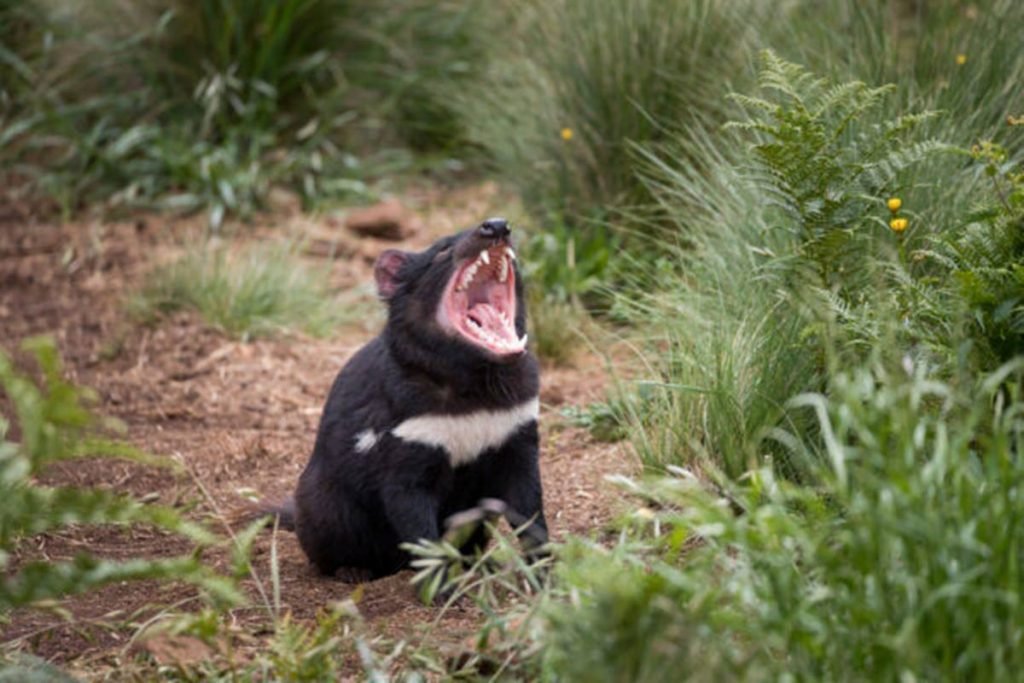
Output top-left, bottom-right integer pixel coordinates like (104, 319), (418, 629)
(5, 2), (1024, 679)
(456, 0), (758, 237)
(538, 358), (1024, 681)
(133, 241), (362, 340)
(340, 0), (490, 153)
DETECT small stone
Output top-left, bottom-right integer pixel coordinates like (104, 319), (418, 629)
(343, 198), (422, 241)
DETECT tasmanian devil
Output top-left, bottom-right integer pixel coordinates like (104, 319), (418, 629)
(282, 218), (547, 579)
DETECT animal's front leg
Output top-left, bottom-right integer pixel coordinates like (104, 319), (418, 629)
(379, 445), (449, 548)
(493, 424), (549, 556)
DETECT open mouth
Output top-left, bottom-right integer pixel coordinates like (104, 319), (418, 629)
(439, 244), (526, 357)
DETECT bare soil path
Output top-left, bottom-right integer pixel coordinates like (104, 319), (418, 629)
(0, 184), (636, 678)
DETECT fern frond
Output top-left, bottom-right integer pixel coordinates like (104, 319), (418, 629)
(881, 111), (941, 139)
(0, 555), (240, 609)
(0, 338), (238, 612)
(859, 139), (953, 190)
(726, 93), (779, 117)
(756, 50), (825, 108)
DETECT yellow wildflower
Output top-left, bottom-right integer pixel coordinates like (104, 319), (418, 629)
(890, 217), (909, 233)
(560, 127), (574, 141)
(956, 54), (967, 66)
(887, 197), (902, 212)
(1008, 115), (1024, 127)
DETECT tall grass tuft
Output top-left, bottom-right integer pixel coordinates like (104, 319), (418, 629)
(780, 0), (1024, 148)
(342, 0), (490, 153)
(0, 0), (42, 111)
(458, 0), (758, 237)
(133, 241), (359, 340)
(615, 129), (817, 478)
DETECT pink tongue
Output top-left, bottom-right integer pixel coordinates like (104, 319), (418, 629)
(470, 304), (516, 341)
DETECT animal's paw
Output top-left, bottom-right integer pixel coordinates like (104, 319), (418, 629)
(442, 498), (507, 547)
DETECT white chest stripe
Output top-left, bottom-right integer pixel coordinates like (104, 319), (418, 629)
(392, 397), (539, 467)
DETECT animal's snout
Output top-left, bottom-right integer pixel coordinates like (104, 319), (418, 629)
(478, 218), (510, 240)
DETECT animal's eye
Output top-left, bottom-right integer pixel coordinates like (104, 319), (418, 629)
(433, 247), (452, 262)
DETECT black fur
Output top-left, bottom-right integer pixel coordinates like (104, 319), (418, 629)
(291, 221), (547, 579)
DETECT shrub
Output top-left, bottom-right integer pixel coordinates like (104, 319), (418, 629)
(726, 51), (947, 294)
(0, 337), (238, 612)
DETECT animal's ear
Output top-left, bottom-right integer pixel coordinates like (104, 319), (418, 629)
(374, 249), (409, 299)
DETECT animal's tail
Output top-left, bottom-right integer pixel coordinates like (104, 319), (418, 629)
(234, 496), (297, 532)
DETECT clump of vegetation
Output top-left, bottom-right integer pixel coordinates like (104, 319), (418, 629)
(341, 0), (490, 153)
(6, 1), (1024, 678)
(458, 0), (757, 236)
(0, 337), (239, 612)
(936, 139), (1024, 367)
(133, 241), (361, 340)
(539, 359), (1024, 681)
(619, 53), (946, 479)
(1, 0), (390, 224)
(527, 292), (585, 367)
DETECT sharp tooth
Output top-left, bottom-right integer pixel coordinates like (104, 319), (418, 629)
(479, 250), (490, 265)
(498, 257), (508, 282)
(505, 247), (516, 261)
(518, 333), (528, 347)
(460, 264), (478, 289)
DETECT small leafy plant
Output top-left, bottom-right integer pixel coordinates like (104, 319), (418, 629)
(0, 337), (238, 613)
(561, 400), (631, 443)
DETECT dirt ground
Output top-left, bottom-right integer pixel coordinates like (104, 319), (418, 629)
(0, 184), (637, 678)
